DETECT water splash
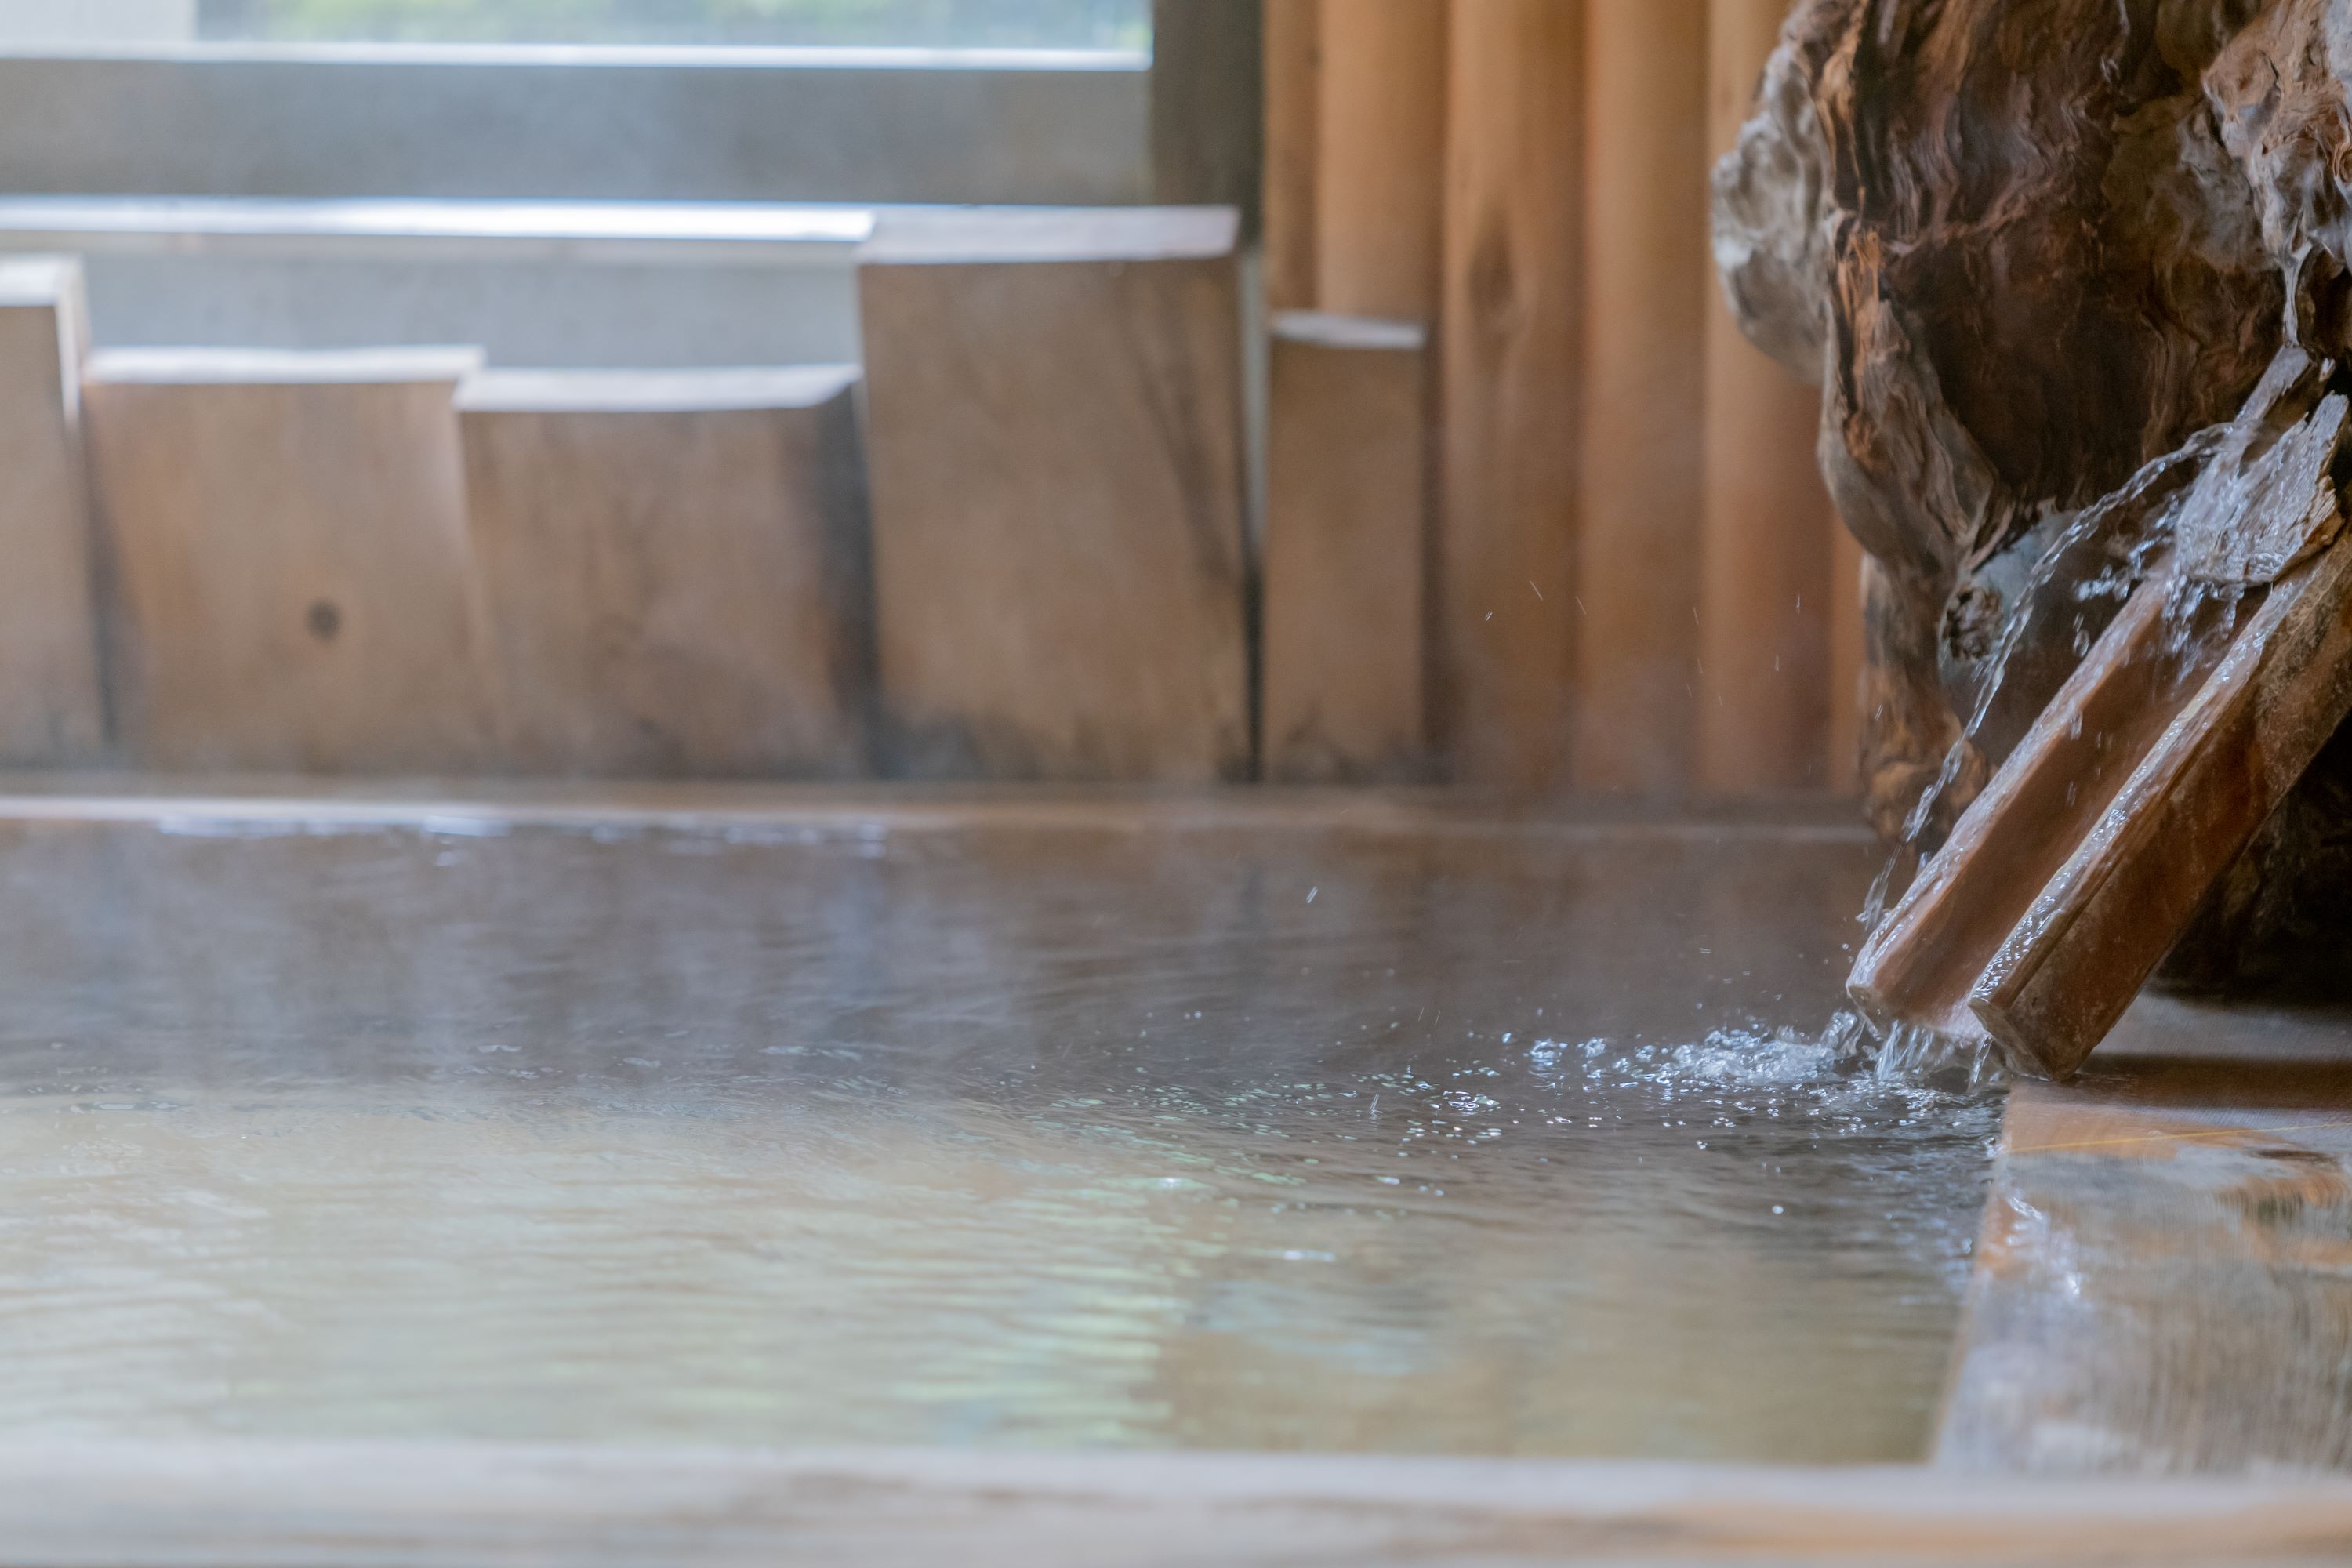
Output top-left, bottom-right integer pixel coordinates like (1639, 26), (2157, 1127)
(1867, 1019), (2006, 1094)
(1567, 1011), (2004, 1103)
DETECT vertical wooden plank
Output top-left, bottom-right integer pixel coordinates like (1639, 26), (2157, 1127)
(1828, 519), (1866, 795)
(1436, 0), (1585, 792)
(858, 209), (1252, 782)
(84, 347), (495, 775)
(1573, 0), (1711, 794)
(1262, 0), (1321, 313)
(0, 256), (104, 766)
(1696, 0), (1835, 796)
(456, 368), (873, 781)
(1152, 0), (1265, 231)
(1263, 312), (1431, 782)
(1314, 0), (1449, 321)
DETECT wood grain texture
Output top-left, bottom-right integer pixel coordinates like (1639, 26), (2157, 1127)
(1975, 543), (2352, 1079)
(1436, 0), (1584, 793)
(457, 368), (872, 781)
(1716, 1), (2284, 840)
(4, 1439), (2352, 1566)
(1312, 0), (1447, 321)
(1696, 0), (1834, 796)
(1575, 0), (1710, 794)
(1941, 998), (2352, 1475)
(83, 348), (495, 775)
(1827, 517), (1864, 795)
(1849, 575), (2214, 1049)
(858, 220), (1251, 782)
(0, 257), (104, 767)
(1263, 313), (1430, 783)
(1261, 0), (1320, 313)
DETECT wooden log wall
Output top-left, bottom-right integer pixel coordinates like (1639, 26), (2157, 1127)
(1263, 0), (1860, 797)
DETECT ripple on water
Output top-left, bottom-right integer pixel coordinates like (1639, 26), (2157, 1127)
(0, 815), (1998, 1461)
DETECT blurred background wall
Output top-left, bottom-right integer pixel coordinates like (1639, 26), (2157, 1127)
(1262, 0), (1856, 799)
(0, 0), (1857, 801)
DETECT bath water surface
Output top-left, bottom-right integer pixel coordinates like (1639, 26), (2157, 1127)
(0, 808), (1998, 1460)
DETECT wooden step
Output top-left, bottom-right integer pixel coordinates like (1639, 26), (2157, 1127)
(0, 256), (104, 766)
(1261, 311), (1431, 783)
(456, 366), (873, 780)
(858, 207), (1251, 782)
(83, 347), (496, 775)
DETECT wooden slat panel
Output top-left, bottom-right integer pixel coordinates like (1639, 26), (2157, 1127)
(1574, 0), (1710, 794)
(1314, 0), (1448, 321)
(1696, 0), (1835, 796)
(858, 212), (1251, 782)
(1263, 313), (1431, 782)
(84, 347), (495, 775)
(1261, 0), (1321, 313)
(1436, 0), (1585, 792)
(456, 368), (872, 781)
(0, 257), (104, 766)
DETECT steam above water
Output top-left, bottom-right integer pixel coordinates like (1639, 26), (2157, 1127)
(0, 812), (1995, 1459)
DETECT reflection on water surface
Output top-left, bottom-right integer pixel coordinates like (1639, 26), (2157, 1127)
(0, 811), (1998, 1460)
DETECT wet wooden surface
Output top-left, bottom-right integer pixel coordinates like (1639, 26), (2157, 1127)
(1941, 994), (2352, 1474)
(2, 1442), (2350, 1566)
(1975, 543), (2352, 1076)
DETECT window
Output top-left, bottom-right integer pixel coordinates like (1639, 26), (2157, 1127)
(5, 0), (1153, 52)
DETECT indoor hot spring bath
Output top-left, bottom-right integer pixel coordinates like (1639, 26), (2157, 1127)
(0, 795), (1994, 1463)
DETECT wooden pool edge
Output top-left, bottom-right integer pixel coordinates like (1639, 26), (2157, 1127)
(1936, 996), (2352, 1474)
(0, 772), (1876, 843)
(19, 779), (2349, 1544)
(0, 1440), (2347, 1566)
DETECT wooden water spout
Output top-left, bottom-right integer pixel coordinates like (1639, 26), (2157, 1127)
(1851, 360), (2352, 1079)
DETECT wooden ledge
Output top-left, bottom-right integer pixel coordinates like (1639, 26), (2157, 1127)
(0, 1440), (2347, 1566)
(1271, 310), (1429, 350)
(456, 365), (859, 413)
(859, 204), (1240, 264)
(85, 345), (485, 385)
(0, 775), (1875, 843)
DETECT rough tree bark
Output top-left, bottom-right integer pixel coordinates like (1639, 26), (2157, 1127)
(1716, 0), (2352, 992)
